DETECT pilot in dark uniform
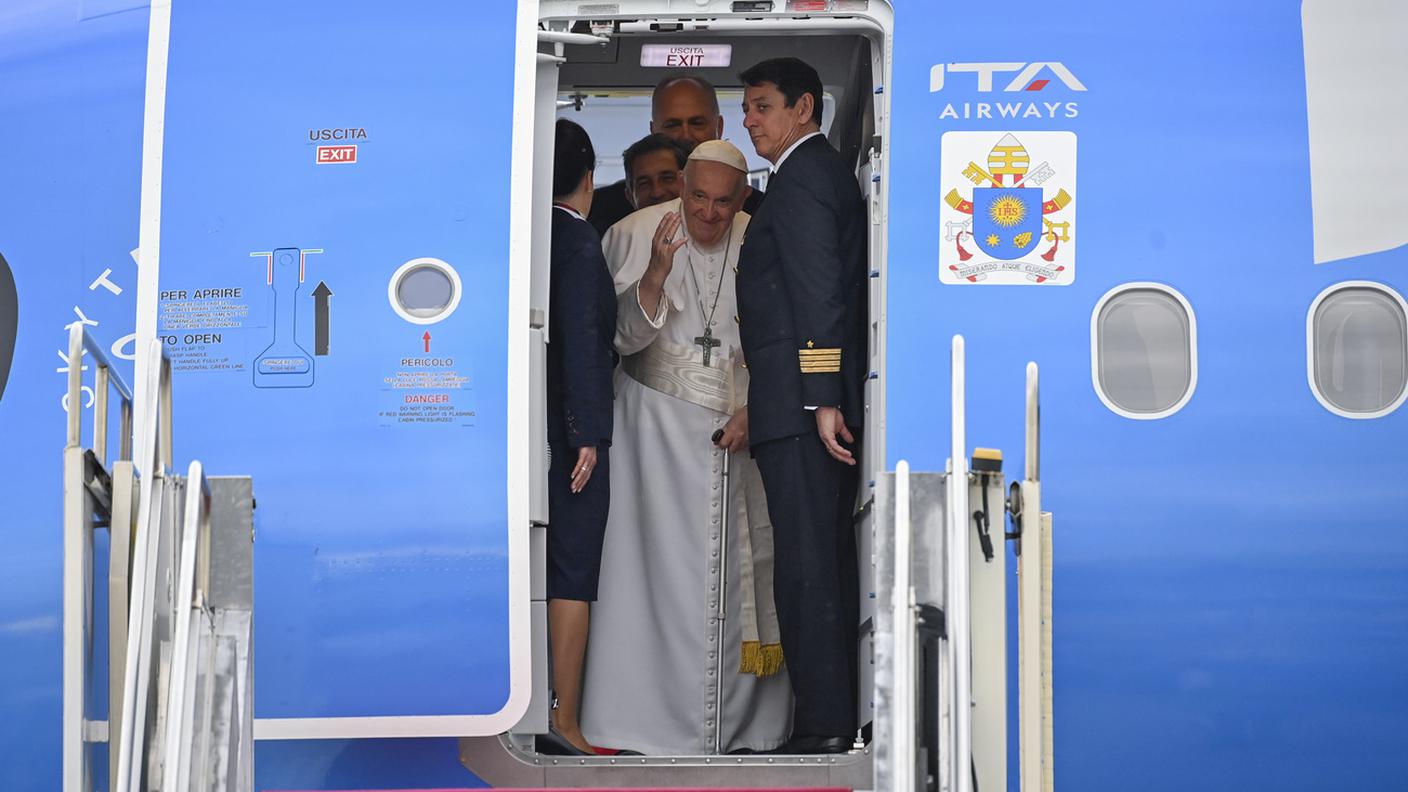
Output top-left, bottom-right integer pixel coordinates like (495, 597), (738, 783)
(542, 119), (618, 756)
(736, 58), (868, 755)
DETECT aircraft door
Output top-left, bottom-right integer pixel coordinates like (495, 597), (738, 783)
(518, 30), (563, 737)
(515, 25), (617, 738)
(529, 40), (561, 530)
(142, 0), (530, 737)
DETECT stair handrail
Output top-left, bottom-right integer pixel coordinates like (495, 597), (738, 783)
(62, 323), (136, 792)
(1018, 362), (1053, 792)
(161, 460), (214, 791)
(64, 322), (134, 462)
(116, 338), (175, 792)
(892, 460), (916, 792)
(947, 335), (972, 792)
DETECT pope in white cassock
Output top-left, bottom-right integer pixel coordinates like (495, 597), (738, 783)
(580, 140), (792, 755)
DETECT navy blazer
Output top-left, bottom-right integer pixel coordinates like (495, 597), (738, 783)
(736, 135), (868, 447)
(547, 207), (618, 449)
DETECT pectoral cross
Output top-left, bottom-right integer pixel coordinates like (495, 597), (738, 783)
(694, 327), (721, 366)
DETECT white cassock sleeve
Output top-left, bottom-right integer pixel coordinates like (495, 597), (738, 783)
(602, 208), (676, 356)
(615, 281), (668, 355)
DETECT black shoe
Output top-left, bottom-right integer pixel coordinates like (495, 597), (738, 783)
(773, 735), (852, 754)
(535, 728), (592, 756)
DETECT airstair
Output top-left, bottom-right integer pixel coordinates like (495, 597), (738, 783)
(61, 324), (254, 792)
(461, 336), (1056, 792)
(873, 340), (1054, 792)
(60, 326), (1050, 791)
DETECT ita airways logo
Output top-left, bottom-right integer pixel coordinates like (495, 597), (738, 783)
(939, 131), (1076, 285)
(929, 62), (1086, 93)
(316, 144), (357, 165)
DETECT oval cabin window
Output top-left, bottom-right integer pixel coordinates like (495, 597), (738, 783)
(1307, 282), (1408, 418)
(1091, 283), (1197, 419)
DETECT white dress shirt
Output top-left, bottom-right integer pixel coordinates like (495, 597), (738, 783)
(553, 203), (586, 222)
(770, 130), (823, 174)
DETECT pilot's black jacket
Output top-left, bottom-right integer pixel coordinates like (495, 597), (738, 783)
(547, 207), (617, 450)
(736, 133), (868, 739)
(737, 134), (867, 446)
(587, 180), (634, 237)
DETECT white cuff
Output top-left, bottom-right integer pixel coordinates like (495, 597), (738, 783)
(635, 280), (668, 329)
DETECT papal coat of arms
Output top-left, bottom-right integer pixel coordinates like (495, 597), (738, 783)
(939, 131), (1077, 285)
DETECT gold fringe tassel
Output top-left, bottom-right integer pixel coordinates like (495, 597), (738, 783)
(739, 641), (786, 677)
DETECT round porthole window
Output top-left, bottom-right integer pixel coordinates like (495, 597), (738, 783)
(388, 257), (461, 324)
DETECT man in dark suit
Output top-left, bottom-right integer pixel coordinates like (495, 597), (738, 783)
(622, 133), (689, 214)
(588, 75), (764, 235)
(735, 57), (868, 755)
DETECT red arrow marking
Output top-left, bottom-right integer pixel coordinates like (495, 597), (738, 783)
(422, 331), (431, 353)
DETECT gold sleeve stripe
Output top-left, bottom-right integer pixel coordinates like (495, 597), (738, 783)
(799, 348), (842, 373)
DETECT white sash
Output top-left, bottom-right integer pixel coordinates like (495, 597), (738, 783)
(620, 338), (740, 416)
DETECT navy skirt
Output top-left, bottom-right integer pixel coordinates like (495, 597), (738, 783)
(545, 441), (610, 601)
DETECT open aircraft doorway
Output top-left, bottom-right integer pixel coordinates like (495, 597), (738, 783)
(461, 0), (894, 786)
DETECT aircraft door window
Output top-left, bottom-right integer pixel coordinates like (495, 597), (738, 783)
(389, 257), (462, 324)
(1307, 281), (1408, 418)
(1091, 282), (1197, 419)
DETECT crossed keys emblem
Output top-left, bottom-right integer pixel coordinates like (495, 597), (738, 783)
(944, 133), (1073, 265)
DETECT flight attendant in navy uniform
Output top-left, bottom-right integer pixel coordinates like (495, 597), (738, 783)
(736, 58), (868, 755)
(542, 119), (619, 756)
